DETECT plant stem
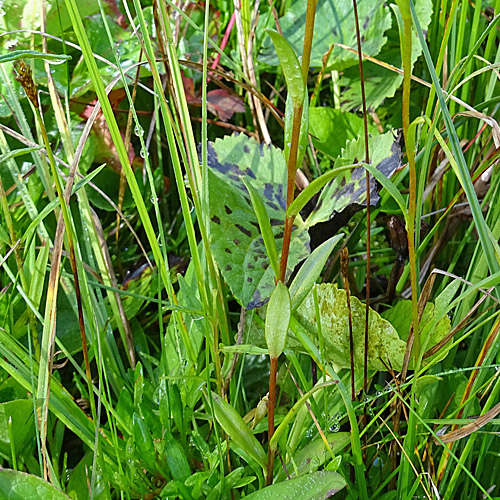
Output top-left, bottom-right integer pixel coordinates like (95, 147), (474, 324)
(266, 355), (278, 485)
(351, 0), (371, 411)
(399, 6), (420, 363)
(278, 106), (302, 282)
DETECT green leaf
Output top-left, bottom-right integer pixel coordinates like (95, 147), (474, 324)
(297, 284), (407, 371)
(244, 180), (279, 279)
(69, 12), (147, 97)
(0, 50), (71, 65)
(306, 131), (403, 227)
(265, 282), (291, 357)
(210, 391), (267, 469)
(207, 134), (309, 309)
(309, 108), (377, 158)
(0, 146), (43, 164)
(265, 29), (305, 108)
(132, 413), (158, 473)
(0, 469), (72, 499)
(381, 299), (451, 364)
(260, 0), (391, 72)
(289, 234), (344, 311)
(340, 0), (433, 112)
(164, 431), (191, 483)
(288, 165), (357, 219)
(0, 400), (36, 459)
(243, 470), (346, 499)
(283, 433), (350, 479)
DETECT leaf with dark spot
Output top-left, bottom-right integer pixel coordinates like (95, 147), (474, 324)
(206, 134), (310, 309)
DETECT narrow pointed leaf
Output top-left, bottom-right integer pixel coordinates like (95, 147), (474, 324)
(265, 30), (305, 108)
(244, 179), (279, 279)
(289, 234), (344, 310)
(211, 391), (267, 469)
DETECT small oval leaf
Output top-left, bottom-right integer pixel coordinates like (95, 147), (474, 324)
(265, 282), (291, 358)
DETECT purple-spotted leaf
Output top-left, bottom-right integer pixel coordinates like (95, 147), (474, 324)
(207, 134), (309, 309)
(306, 131), (403, 227)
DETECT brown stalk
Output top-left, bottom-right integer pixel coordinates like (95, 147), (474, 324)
(266, 355), (278, 486)
(352, 0), (371, 461)
(341, 248), (355, 401)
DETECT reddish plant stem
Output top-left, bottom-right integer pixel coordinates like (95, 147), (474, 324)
(278, 106), (302, 282)
(266, 355), (278, 486)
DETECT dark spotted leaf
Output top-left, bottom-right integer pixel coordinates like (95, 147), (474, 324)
(207, 131), (401, 309)
(306, 130), (403, 227)
(207, 134), (309, 309)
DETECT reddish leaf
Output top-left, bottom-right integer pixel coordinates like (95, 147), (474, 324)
(207, 89), (245, 121)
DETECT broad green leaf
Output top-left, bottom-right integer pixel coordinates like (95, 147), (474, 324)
(259, 0), (391, 71)
(297, 284), (407, 371)
(207, 134), (309, 309)
(0, 469), (71, 499)
(210, 391), (267, 469)
(289, 234), (344, 310)
(309, 108), (377, 159)
(70, 12), (148, 97)
(306, 131), (403, 227)
(265, 282), (291, 357)
(243, 470), (346, 499)
(340, 0), (433, 111)
(281, 433), (350, 479)
(265, 30), (304, 108)
(0, 400), (36, 459)
(381, 299), (451, 364)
